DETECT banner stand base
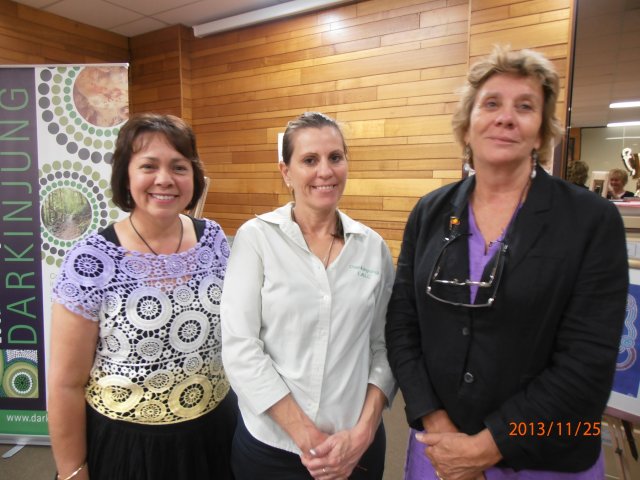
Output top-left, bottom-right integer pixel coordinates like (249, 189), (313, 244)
(2, 444), (25, 458)
(0, 434), (51, 453)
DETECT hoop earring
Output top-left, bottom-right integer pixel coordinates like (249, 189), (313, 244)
(531, 149), (539, 179)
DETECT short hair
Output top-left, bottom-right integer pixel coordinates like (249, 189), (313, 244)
(609, 168), (628, 185)
(452, 45), (563, 167)
(110, 113), (205, 212)
(281, 112), (347, 166)
(567, 160), (589, 185)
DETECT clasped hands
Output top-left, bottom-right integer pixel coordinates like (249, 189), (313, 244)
(417, 410), (501, 480)
(300, 428), (371, 480)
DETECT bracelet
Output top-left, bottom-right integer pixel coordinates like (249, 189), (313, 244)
(57, 461), (87, 480)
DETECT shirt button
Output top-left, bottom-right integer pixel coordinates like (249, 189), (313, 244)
(462, 327), (470, 336)
(463, 372), (475, 383)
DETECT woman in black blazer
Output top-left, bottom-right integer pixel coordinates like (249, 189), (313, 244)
(386, 46), (628, 480)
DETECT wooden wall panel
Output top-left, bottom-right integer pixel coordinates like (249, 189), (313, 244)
(190, 0), (474, 247)
(0, 0), (128, 64)
(469, 0), (572, 128)
(129, 25), (193, 121)
(184, 0), (571, 258)
(0, 0), (572, 260)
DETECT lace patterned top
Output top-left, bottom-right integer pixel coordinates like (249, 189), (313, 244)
(52, 218), (231, 425)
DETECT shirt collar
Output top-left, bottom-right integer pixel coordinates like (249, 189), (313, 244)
(257, 202), (366, 242)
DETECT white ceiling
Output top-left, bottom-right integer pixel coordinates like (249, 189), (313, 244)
(12, 0), (640, 128)
(11, 0), (293, 37)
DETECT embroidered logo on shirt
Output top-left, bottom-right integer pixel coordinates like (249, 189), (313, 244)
(348, 265), (380, 279)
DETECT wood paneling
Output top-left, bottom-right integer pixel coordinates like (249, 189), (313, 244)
(470, 0), (572, 128)
(183, 0), (571, 259)
(189, 0), (476, 247)
(0, 0), (572, 260)
(129, 25), (193, 121)
(0, 0), (128, 64)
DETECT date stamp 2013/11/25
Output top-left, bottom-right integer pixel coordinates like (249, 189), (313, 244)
(508, 421), (601, 437)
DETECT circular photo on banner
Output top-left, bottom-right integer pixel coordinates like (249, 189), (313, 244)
(37, 66), (128, 164)
(41, 187), (91, 240)
(39, 160), (121, 267)
(73, 66), (129, 127)
(2, 361), (38, 398)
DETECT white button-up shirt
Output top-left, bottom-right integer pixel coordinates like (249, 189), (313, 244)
(221, 203), (396, 454)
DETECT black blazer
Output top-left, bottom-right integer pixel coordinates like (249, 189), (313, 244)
(386, 166), (628, 472)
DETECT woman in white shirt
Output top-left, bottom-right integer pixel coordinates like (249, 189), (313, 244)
(221, 112), (396, 479)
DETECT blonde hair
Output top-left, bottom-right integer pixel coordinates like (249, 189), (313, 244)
(452, 45), (563, 167)
(608, 168), (628, 185)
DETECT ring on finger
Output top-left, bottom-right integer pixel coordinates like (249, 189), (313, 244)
(323, 467), (327, 474)
(435, 471), (444, 480)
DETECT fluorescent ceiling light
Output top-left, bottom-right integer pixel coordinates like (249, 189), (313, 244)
(193, 0), (352, 38)
(610, 101), (640, 109)
(607, 121), (640, 127)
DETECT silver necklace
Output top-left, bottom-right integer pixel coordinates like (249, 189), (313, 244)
(478, 176), (531, 248)
(129, 215), (183, 255)
(321, 235), (336, 269)
(291, 207), (337, 269)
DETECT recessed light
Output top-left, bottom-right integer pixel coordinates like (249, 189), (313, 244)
(610, 101), (640, 109)
(607, 121), (640, 127)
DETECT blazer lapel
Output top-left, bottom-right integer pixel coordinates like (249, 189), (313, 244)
(448, 174), (474, 237)
(431, 176), (474, 305)
(506, 166), (553, 271)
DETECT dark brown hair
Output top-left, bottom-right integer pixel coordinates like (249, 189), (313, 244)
(110, 113), (205, 212)
(281, 112), (347, 166)
(567, 160), (589, 185)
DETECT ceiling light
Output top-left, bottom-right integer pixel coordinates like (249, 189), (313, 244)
(610, 101), (640, 109)
(193, 0), (352, 38)
(607, 120), (640, 127)
(607, 121), (640, 127)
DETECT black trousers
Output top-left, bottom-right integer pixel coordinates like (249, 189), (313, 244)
(231, 414), (386, 480)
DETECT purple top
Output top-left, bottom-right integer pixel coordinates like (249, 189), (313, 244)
(467, 205), (504, 303)
(401, 204), (605, 478)
(404, 430), (604, 479)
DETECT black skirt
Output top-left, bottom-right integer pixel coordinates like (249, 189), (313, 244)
(85, 390), (238, 480)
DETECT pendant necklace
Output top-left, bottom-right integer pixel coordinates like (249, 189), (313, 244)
(129, 215), (183, 255)
(291, 207), (336, 269)
(321, 236), (336, 269)
(484, 176), (531, 249)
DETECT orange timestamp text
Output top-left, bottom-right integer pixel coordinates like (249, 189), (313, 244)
(508, 421), (601, 437)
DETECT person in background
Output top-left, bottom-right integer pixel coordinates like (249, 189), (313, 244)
(607, 168), (635, 199)
(48, 113), (237, 480)
(221, 111), (396, 480)
(567, 160), (589, 188)
(386, 46), (628, 480)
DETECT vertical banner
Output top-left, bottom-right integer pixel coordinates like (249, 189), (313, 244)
(613, 284), (640, 397)
(0, 65), (128, 441)
(609, 269), (640, 421)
